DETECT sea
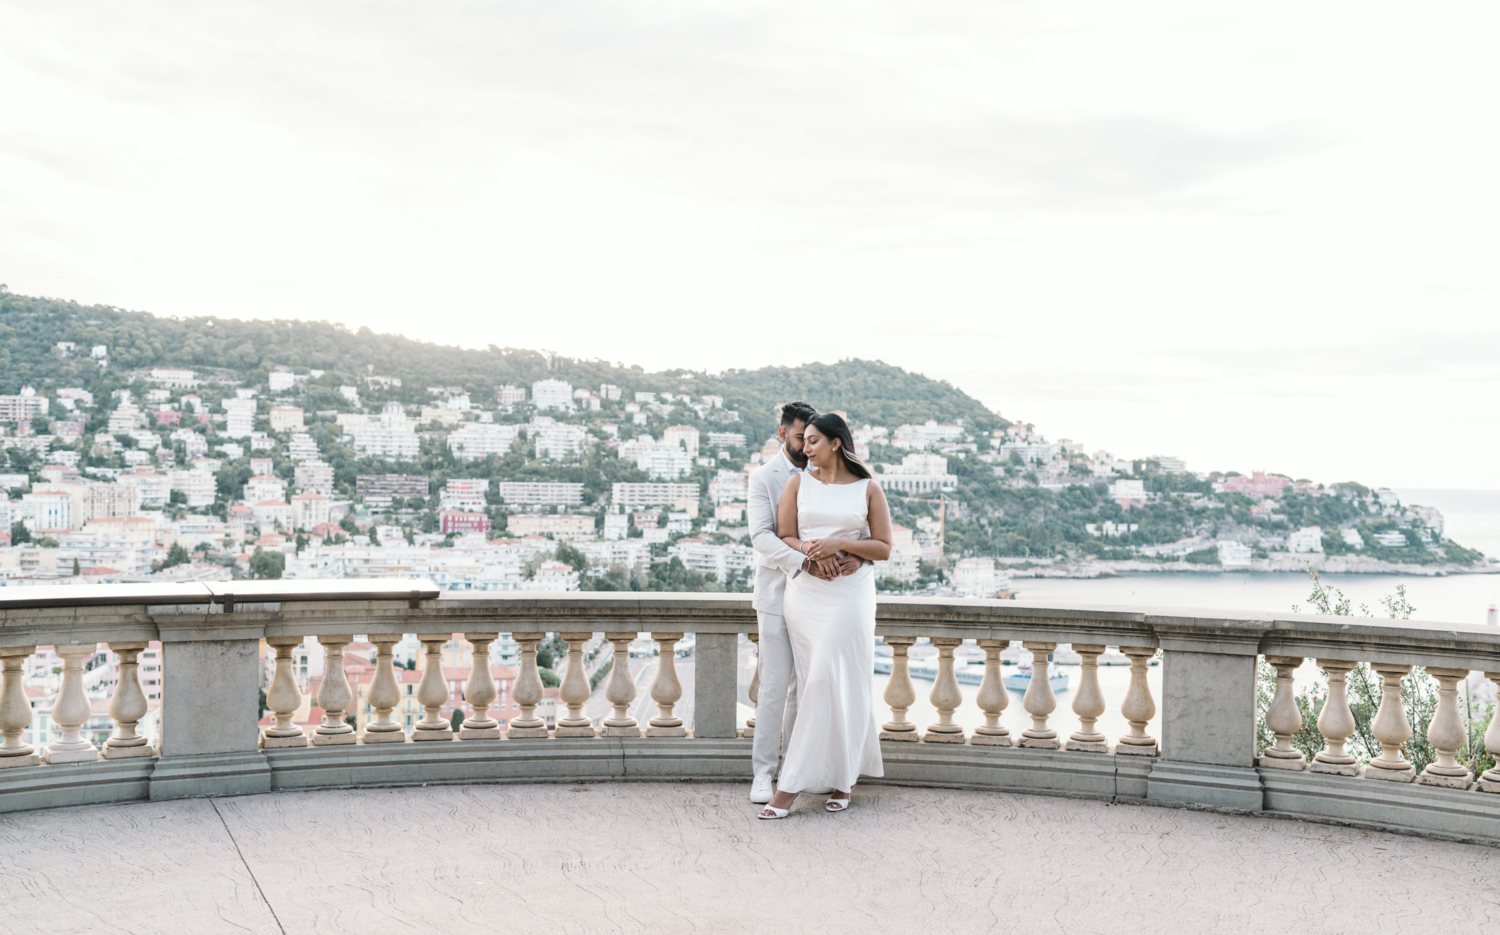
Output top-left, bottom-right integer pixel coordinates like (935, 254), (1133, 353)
(858, 489), (1500, 742)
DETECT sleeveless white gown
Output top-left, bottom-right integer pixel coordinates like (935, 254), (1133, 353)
(777, 473), (884, 794)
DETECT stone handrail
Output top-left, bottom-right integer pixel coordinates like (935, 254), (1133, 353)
(4, 580), (1500, 844)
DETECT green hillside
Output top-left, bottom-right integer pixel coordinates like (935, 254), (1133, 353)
(0, 288), (1004, 441)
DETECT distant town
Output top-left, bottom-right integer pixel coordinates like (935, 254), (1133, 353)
(0, 348), (1489, 606)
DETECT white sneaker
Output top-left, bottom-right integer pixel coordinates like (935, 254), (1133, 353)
(750, 774), (775, 804)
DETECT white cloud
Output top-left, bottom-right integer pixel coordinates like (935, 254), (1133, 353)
(1, 1), (1497, 487)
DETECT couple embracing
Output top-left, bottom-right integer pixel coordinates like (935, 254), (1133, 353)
(747, 402), (894, 819)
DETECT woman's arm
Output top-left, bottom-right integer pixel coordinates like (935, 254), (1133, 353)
(803, 481), (894, 563)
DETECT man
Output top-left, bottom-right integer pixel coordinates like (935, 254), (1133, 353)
(746, 401), (860, 804)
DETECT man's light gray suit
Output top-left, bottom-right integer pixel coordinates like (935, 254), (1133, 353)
(747, 451), (806, 780)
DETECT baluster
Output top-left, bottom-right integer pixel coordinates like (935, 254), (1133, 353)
(310, 635), (356, 746)
(1363, 662), (1415, 781)
(924, 638), (965, 743)
(555, 632), (597, 738)
(602, 632), (641, 737)
(646, 633), (687, 737)
(362, 634), (407, 743)
(102, 642), (153, 759)
(970, 639), (1010, 746)
(880, 636), (919, 741)
(1309, 659), (1360, 775)
(1065, 644), (1107, 753)
(262, 637), (309, 748)
(45, 642), (101, 763)
(507, 632), (550, 738)
(1116, 646), (1159, 756)
(742, 633), (759, 739)
(1018, 641), (1059, 749)
(412, 634), (454, 741)
(1417, 667), (1473, 788)
(0, 646), (39, 768)
(459, 633), (501, 740)
(1476, 671), (1500, 792)
(1258, 656), (1307, 769)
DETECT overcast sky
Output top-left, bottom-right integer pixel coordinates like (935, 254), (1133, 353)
(2, 2), (1496, 488)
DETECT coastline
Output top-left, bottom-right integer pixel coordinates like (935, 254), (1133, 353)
(1004, 555), (1500, 579)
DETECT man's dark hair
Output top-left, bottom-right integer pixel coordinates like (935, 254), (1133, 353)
(779, 401), (818, 428)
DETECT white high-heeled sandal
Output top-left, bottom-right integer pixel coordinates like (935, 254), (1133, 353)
(825, 795), (851, 813)
(758, 805), (791, 820)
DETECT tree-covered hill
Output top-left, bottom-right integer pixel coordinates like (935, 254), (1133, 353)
(0, 288), (1003, 439)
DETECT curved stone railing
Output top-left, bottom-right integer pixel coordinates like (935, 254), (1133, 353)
(4, 581), (1500, 843)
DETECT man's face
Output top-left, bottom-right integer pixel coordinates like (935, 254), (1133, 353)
(780, 419), (809, 467)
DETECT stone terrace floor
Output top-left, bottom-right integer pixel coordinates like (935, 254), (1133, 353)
(3, 782), (1499, 935)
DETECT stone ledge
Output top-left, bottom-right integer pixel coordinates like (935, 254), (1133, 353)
(0, 757), (154, 813)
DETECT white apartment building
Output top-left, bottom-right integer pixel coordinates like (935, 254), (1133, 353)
(1287, 526), (1325, 554)
(602, 512), (629, 540)
(294, 460), (335, 495)
(1146, 455), (1187, 474)
(578, 539), (653, 572)
(447, 422), (520, 460)
(507, 513), (595, 539)
(223, 398), (257, 438)
(599, 384), (622, 402)
(611, 482), (699, 508)
(292, 493), (332, 530)
(0, 393), (49, 422)
(120, 471), (171, 508)
(440, 479), (490, 511)
(344, 401), (420, 460)
(1341, 528), (1365, 550)
(888, 452), (950, 476)
(169, 428), (209, 459)
(643, 448), (693, 480)
(707, 432), (746, 450)
(531, 380), (574, 412)
(518, 561), (579, 592)
(999, 442), (1061, 464)
(168, 470), (216, 508)
(268, 371), (297, 392)
(56, 526), (155, 575)
(253, 500), (293, 533)
(149, 368), (197, 389)
(708, 471), (748, 505)
(1373, 530), (1410, 548)
(245, 475), (288, 503)
(496, 385), (526, 406)
(873, 525), (920, 582)
(534, 424), (588, 461)
(15, 491), (72, 532)
(669, 539), (755, 584)
(1217, 541), (1253, 568)
(953, 557), (1000, 598)
(663, 425), (700, 458)
(107, 402), (145, 434)
(1110, 479), (1147, 507)
(893, 421), (964, 450)
(287, 434), (320, 461)
(494, 482), (584, 506)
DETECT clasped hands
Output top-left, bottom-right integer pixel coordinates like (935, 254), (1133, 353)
(800, 538), (860, 581)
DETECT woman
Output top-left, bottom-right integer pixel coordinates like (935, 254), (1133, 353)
(758, 412), (893, 818)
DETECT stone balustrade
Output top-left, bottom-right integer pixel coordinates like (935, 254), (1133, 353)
(5, 581), (1500, 844)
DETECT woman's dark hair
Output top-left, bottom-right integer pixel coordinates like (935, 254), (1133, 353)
(779, 401), (818, 428)
(807, 412), (872, 480)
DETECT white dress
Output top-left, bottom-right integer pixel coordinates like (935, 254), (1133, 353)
(777, 472), (884, 793)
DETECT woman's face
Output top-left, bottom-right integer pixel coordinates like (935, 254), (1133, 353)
(803, 426), (840, 469)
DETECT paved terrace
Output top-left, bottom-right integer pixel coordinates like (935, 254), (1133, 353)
(4, 782), (1497, 935)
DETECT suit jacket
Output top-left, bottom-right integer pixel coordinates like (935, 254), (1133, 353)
(748, 452), (805, 615)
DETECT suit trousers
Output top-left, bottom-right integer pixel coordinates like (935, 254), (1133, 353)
(752, 610), (798, 779)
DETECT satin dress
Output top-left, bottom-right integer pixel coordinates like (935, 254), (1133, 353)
(777, 473), (884, 793)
